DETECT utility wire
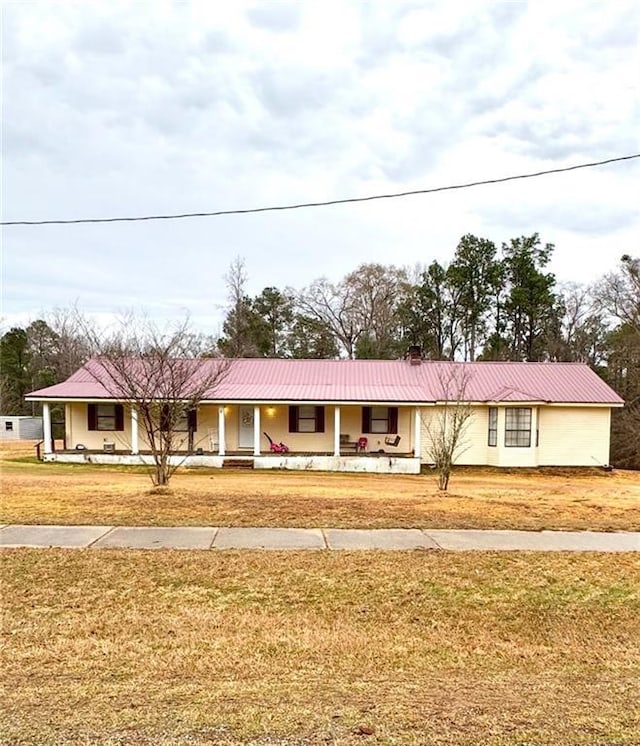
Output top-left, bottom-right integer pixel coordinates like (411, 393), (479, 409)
(2, 153), (639, 227)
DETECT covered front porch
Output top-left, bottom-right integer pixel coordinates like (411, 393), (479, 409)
(40, 401), (423, 474)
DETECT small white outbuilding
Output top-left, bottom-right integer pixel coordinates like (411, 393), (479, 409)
(0, 416), (44, 441)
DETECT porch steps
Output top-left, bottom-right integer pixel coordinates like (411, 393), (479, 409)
(222, 458), (255, 470)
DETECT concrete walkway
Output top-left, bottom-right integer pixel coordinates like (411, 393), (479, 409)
(1, 525), (639, 552)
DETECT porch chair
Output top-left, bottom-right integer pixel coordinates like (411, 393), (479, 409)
(356, 437), (368, 453)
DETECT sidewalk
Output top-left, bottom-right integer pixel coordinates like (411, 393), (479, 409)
(1, 525), (639, 551)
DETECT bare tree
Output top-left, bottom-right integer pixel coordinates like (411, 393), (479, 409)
(597, 256), (640, 467)
(421, 365), (473, 491)
(296, 264), (410, 359)
(553, 282), (609, 365)
(598, 254), (640, 333)
(47, 304), (93, 379)
(345, 263), (409, 359)
(82, 315), (231, 487)
(296, 277), (361, 358)
(219, 256), (260, 357)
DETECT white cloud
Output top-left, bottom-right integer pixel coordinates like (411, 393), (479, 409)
(2, 0), (639, 332)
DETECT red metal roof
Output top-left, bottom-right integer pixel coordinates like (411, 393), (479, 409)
(26, 358), (624, 405)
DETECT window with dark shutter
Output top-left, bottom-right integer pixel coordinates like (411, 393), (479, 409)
(187, 409), (197, 431)
(388, 407), (398, 433)
(289, 405), (299, 433)
(289, 405), (325, 433)
(160, 404), (191, 432)
(315, 406), (325, 433)
(160, 405), (171, 432)
(362, 407), (372, 433)
(88, 404), (97, 431)
(114, 405), (124, 432)
(88, 403), (124, 431)
(362, 406), (397, 434)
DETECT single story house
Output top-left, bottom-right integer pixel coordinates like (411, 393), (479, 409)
(0, 415), (44, 441)
(25, 357), (623, 474)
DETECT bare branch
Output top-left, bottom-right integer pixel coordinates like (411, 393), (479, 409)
(79, 314), (231, 486)
(421, 365), (474, 491)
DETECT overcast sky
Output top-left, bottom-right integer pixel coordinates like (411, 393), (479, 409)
(2, 0), (639, 335)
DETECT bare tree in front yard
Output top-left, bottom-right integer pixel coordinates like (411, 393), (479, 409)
(83, 315), (230, 487)
(421, 365), (473, 491)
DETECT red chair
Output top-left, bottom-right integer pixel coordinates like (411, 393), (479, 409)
(356, 437), (368, 453)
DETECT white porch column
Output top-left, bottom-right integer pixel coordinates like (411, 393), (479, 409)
(334, 405), (341, 456)
(42, 402), (52, 455)
(253, 405), (261, 456)
(414, 406), (421, 460)
(131, 407), (139, 455)
(218, 406), (226, 456)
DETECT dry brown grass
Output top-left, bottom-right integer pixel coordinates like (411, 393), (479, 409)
(1, 550), (639, 745)
(1, 440), (639, 530)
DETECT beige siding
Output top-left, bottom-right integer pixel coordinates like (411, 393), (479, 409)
(241, 404), (413, 454)
(538, 406), (611, 466)
(419, 405), (488, 465)
(62, 401), (614, 465)
(68, 402), (133, 450)
(257, 405), (333, 453)
(66, 402), (415, 454)
(68, 402), (213, 452)
(361, 407), (412, 453)
(461, 406), (489, 465)
(419, 405), (613, 467)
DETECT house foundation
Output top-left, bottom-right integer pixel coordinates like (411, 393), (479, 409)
(42, 452), (421, 474)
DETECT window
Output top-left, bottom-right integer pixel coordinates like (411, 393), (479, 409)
(488, 407), (497, 446)
(362, 406), (399, 435)
(505, 408), (532, 447)
(5, 421), (13, 431)
(88, 403), (124, 431)
(160, 405), (197, 432)
(288, 405), (325, 433)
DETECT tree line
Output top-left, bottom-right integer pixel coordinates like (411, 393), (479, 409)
(1, 234), (638, 467)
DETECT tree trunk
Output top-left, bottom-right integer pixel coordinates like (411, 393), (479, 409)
(438, 469), (450, 491)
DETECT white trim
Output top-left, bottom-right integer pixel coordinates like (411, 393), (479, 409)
(131, 407), (139, 455)
(537, 402), (623, 408)
(334, 405), (341, 457)
(26, 395), (624, 408)
(200, 399), (437, 407)
(218, 406), (226, 456)
(414, 406), (421, 459)
(253, 405), (261, 456)
(42, 403), (52, 455)
(25, 396), (438, 407)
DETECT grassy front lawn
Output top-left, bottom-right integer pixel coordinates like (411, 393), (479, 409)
(1, 550), (639, 745)
(1, 442), (639, 530)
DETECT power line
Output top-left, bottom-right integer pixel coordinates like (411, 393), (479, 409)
(3, 153), (639, 227)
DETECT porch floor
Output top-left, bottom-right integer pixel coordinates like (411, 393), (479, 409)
(43, 449), (421, 474)
(54, 448), (415, 458)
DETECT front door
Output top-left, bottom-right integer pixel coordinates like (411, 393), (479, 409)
(238, 406), (254, 449)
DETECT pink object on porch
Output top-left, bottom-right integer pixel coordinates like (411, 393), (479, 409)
(263, 432), (289, 454)
(356, 437), (368, 452)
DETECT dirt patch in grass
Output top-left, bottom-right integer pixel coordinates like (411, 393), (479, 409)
(1, 550), (639, 745)
(1, 441), (639, 530)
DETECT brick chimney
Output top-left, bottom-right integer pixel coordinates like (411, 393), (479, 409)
(408, 345), (422, 365)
